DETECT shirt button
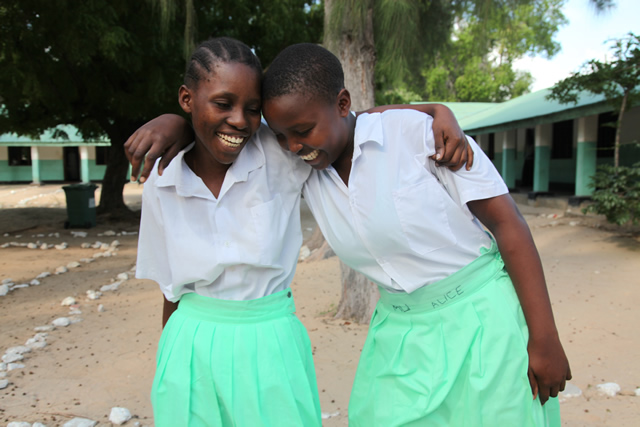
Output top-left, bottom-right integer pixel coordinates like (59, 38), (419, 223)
(287, 291), (292, 298)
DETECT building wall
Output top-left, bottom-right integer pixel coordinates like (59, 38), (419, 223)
(0, 144), (108, 183)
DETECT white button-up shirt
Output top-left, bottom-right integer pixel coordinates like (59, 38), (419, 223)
(302, 110), (508, 293)
(136, 124), (312, 301)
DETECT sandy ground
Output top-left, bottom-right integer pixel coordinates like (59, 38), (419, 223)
(0, 182), (639, 426)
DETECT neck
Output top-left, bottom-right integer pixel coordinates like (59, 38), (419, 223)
(184, 142), (230, 197)
(331, 111), (356, 184)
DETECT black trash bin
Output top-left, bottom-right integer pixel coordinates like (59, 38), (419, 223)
(62, 183), (98, 228)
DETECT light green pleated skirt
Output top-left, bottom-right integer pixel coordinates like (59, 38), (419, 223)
(151, 288), (321, 427)
(349, 244), (561, 427)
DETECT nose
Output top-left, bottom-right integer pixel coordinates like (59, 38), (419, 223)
(287, 138), (303, 154)
(227, 107), (248, 130)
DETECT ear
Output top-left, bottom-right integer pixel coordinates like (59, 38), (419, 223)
(178, 85), (193, 114)
(336, 88), (351, 117)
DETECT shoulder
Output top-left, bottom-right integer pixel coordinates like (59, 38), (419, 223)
(254, 122), (312, 179)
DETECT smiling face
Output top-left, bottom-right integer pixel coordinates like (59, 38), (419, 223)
(179, 61), (262, 168)
(262, 89), (354, 173)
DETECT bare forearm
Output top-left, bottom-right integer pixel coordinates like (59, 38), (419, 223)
(490, 214), (558, 339)
(469, 196), (558, 339)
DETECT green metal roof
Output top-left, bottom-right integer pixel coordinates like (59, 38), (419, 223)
(414, 88), (616, 135)
(0, 124), (109, 146)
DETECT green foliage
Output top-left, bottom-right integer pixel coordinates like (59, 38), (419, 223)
(156, 0), (324, 67)
(583, 163), (640, 225)
(371, 0), (566, 103)
(547, 33), (640, 109)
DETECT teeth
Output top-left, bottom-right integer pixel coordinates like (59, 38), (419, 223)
(300, 150), (319, 161)
(217, 133), (244, 147)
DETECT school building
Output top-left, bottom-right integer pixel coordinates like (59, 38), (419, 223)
(421, 88), (640, 202)
(0, 125), (110, 184)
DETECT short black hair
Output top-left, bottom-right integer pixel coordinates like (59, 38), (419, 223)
(262, 43), (344, 104)
(184, 37), (262, 88)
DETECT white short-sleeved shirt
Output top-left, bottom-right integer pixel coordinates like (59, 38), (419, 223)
(302, 110), (509, 294)
(136, 123), (312, 302)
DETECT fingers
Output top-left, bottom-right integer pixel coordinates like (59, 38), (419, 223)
(433, 131), (445, 162)
(157, 142), (182, 177)
(465, 140), (474, 171)
(527, 368), (539, 400)
(124, 132), (145, 181)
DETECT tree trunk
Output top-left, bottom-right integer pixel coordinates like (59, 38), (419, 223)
(324, 0), (379, 323)
(98, 122), (140, 218)
(614, 90), (628, 169)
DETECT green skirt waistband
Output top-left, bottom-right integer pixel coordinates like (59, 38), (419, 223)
(177, 288), (295, 323)
(378, 241), (505, 313)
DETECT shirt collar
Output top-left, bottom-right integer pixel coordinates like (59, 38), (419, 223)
(155, 137), (265, 199)
(353, 112), (384, 161)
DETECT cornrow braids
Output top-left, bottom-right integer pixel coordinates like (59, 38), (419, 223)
(184, 37), (262, 88)
(262, 43), (344, 104)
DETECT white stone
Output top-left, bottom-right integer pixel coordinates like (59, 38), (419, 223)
(55, 266), (68, 274)
(6, 346), (31, 355)
(298, 245), (311, 261)
(27, 242), (38, 249)
(33, 423), (47, 427)
(321, 411), (340, 419)
(92, 252), (104, 259)
(55, 242), (68, 250)
(36, 272), (51, 279)
(81, 243), (91, 248)
(103, 230), (116, 236)
(110, 240), (121, 247)
(596, 382), (621, 397)
(62, 418), (97, 427)
(116, 272), (129, 281)
(635, 388), (640, 397)
(102, 251), (113, 257)
(109, 407), (132, 425)
(7, 422), (31, 427)
(68, 308), (82, 315)
(30, 279), (41, 286)
(1, 243), (9, 248)
(26, 340), (47, 350)
(40, 243), (48, 250)
(34, 325), (54, 332)
(7, 363), (25, 371)
(97, 304), (105, 312)
(0, 284), (10, 296)
(100, 281), (122, 292)
(11, 284), (29, 290)
(52, 317), (71, 327)
(80, 258), (94, 263)
(100, 243), (110, 250)
(67, 261), (81, 268)
(0, 379), (8, 389)
(69, 317), (83, 324)
(91, 241), (103, 249)
(0, 362), (6, 371)
(86, 290), (102, 300)
(71, 231), (88, 238)
(2, 353), (23, 363)
(61, 297), (77, 306)
(2, 278), (13, 284)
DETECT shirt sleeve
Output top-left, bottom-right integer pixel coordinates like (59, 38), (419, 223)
(135, 170), (177, 301)
(425, 134), (509, 208)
